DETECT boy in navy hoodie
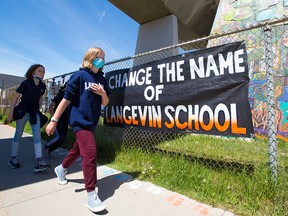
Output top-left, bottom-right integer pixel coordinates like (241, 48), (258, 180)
(45, 47), (110, 213)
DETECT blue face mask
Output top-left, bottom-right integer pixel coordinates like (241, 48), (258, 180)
(92, 58), (105, 69)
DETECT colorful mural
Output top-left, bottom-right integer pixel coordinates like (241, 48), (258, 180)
(210, 0), (288, 141)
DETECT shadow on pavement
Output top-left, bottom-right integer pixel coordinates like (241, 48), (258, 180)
(0, 136), (79, 191)
(0, 136), (137, 199)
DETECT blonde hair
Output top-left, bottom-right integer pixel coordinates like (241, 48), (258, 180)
(81, 47), (104, 68)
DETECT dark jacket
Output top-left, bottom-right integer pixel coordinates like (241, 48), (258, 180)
(16, 79), (46, 124)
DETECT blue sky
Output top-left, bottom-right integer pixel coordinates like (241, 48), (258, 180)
(0, 0), (139, 78)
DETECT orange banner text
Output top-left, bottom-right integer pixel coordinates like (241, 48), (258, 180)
(105, 103), (246, 134)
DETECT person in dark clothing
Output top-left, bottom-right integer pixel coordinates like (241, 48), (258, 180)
(46, 47), (110, 213)
(44, 82), (69, 157)
(6, 64), (50, 172)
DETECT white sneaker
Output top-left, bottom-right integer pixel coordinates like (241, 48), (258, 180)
(86, 191), (106, 213)
(54, 165), (68, 185)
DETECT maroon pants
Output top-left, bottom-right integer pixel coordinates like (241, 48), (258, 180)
(62, 130), (97, 192)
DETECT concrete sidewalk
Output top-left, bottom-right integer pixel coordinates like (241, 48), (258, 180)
(0, 123), (235, 216)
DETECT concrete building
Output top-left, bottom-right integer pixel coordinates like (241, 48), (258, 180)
(0, 73), (25, 115)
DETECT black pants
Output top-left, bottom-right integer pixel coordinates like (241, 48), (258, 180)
(45, 119), (68, 153)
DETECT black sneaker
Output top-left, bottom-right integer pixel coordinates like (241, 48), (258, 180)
(8, 157), (20, 169)
(34, 160), (51, 173)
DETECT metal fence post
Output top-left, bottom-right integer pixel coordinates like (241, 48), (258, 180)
(0, 80), (4, 115)
(263, 24), (277, 181)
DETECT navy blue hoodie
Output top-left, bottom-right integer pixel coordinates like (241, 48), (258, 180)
(64, 68), (110, 132)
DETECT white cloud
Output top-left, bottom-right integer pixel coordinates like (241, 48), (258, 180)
(98, 11), (106, 23)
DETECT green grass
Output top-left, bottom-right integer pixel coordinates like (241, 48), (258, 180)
(100, 143), (287, 216)
(155, 133), (288, 168)
(95, 127), (288, 216)
(1, 113), (287, 216)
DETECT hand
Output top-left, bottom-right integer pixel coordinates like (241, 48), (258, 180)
(46, 122), (57, 136)
(90, 83), (105, 96)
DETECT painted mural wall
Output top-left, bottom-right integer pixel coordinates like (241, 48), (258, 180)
(210, 0), (288, 140)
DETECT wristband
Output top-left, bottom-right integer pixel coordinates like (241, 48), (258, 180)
(51, 116), (59, 122)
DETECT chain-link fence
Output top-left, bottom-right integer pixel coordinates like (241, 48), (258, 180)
(1, 17), (287, 215)
(100, 17), (287, 215)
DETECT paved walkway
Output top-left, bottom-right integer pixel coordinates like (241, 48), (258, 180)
(0, 123), (235, 216)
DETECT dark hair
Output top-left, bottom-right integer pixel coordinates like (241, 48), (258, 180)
(25, 64), (45, 80)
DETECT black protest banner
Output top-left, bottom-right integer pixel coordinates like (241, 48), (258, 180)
(104, 41), (254, 137)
